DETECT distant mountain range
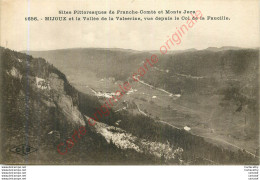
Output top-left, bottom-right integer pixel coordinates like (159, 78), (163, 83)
(25, 46), (259, 94)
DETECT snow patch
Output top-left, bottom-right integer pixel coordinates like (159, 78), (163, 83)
(36, 77), (50, 90)
(115, 120), (121, 126)
(93, 121), (184, 161)
(94, 122), (141, 152)
(7, 67), (22, 80)
(184, 126), (191, 131)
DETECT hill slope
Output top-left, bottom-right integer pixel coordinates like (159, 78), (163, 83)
(0, 47), (163, 164)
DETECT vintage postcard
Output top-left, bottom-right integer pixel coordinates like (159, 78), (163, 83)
(0, 0), (259, 165)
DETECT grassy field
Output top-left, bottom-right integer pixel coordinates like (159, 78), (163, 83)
(70, 72), (258, 156)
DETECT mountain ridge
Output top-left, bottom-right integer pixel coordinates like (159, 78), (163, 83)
(21, 46), (259, 54)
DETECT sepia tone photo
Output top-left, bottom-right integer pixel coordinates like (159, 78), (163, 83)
(0, 0), (259, 165)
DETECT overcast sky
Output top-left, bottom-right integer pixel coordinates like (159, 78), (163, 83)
(1, 0), (259, 51)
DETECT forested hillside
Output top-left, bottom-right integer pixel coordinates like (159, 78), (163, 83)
(0, 47), (158, 164)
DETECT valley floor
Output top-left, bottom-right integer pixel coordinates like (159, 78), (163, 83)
(70, 71), (259, 159)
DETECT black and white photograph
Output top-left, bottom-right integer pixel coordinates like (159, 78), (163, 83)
(0, 0), (259, 179)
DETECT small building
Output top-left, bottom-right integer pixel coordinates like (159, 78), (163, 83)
(184, 126), (191, 131)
